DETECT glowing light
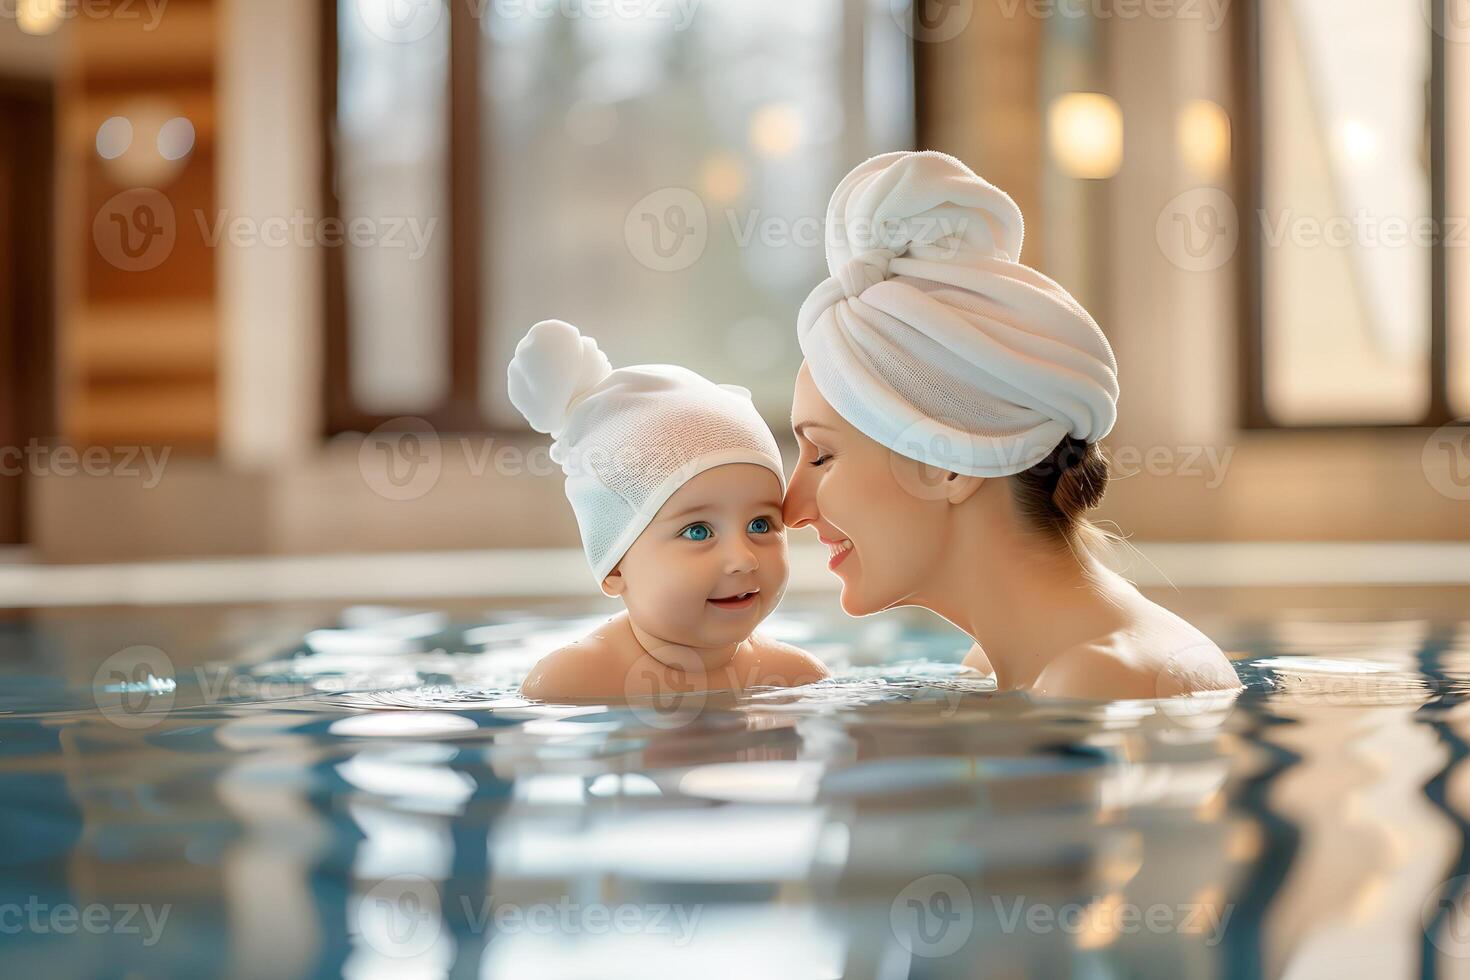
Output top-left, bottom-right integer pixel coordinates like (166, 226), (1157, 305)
(96, 117), (133, 160)
(328, 711), (478, 738)
(98, 100), (190, 187)
(1048, 92), (1124, 180)
(749, 103), (802, 158)
(1179, 99), (1231, 179)
(1336, 118), (1378, 164)
(156, 117), (196, 161)
(17, 0), (63, 35)
(1073, 892), (1124, 950)
(699, 152), (746, 205)
(677, 761), (824, 803)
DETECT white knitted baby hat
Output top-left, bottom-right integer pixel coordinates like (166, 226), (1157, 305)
(507, 319), (788, 588)
(797, 150), (1119, 477)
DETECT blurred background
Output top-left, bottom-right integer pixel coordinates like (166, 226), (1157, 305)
(1, 0), (1467, 603)
(5, 7), (1470, 977)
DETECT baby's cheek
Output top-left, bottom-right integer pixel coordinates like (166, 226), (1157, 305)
(762, 539), (791, 589)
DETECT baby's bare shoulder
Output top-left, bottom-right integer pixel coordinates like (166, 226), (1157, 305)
(520, 627), (640, 701)
(744, 633), (831, 686)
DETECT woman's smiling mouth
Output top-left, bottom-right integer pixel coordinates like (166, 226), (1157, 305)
(822, 537), (853, 571)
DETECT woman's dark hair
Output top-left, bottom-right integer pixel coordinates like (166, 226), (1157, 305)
(1009, 435), (1110, 548)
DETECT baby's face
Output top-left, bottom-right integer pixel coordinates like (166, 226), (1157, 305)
(608, 463), (789, 648)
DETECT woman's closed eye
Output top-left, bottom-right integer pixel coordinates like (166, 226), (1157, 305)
(808, 452), (831, 467)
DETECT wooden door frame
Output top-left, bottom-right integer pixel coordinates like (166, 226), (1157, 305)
(0, 76), (57, 545)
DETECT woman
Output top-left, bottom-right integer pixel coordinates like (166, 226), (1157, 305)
(780, 151), (1240, 701)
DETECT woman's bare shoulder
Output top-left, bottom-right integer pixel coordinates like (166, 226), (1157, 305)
(1034, 631), (1240, 702)
(1032, 625), (1240, 701)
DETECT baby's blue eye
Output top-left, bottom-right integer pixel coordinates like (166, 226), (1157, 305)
(679, 523), (713, 542)
(748, 517), (772, 534)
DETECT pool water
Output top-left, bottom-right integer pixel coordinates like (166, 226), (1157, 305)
(3, 594), (1470, 979)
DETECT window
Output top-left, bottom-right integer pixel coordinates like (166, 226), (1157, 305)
(1242, 0), (1468, 427)
(324, 0), (916, 434)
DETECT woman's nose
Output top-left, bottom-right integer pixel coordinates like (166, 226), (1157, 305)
(782, 466), (817, 530)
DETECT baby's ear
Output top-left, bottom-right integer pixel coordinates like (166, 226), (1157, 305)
(600, 565), (626, 598)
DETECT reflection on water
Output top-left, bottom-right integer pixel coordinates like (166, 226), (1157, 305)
(2, 599), (1470, 978)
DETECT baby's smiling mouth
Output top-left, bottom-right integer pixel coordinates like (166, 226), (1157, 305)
(708, 589), (759, 607)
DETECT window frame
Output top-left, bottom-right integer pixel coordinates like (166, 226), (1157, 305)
(1236, 0), (1459, 430)
(321, 0), (485, 436)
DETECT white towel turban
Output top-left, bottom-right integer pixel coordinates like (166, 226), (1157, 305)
(796, 150), (1119, 477)
(507, 319), (787, 587)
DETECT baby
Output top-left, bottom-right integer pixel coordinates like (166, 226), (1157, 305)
(507, 319), (830, 701)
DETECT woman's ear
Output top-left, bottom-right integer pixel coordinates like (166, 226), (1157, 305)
(944, 472), (985, 505)
(600, 565), (626, 598)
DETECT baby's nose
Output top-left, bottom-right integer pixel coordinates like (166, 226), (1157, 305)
(723, 541), (758, 574)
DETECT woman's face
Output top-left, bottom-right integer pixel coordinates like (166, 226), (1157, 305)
(783, 361), (963, 616)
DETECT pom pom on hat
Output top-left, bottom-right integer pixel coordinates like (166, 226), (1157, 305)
(506, 319), (613, 438)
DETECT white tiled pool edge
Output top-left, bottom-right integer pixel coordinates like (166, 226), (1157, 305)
(0, 542), (1468, 607)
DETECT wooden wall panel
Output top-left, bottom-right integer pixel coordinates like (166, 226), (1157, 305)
(58, 0), (218, 453)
